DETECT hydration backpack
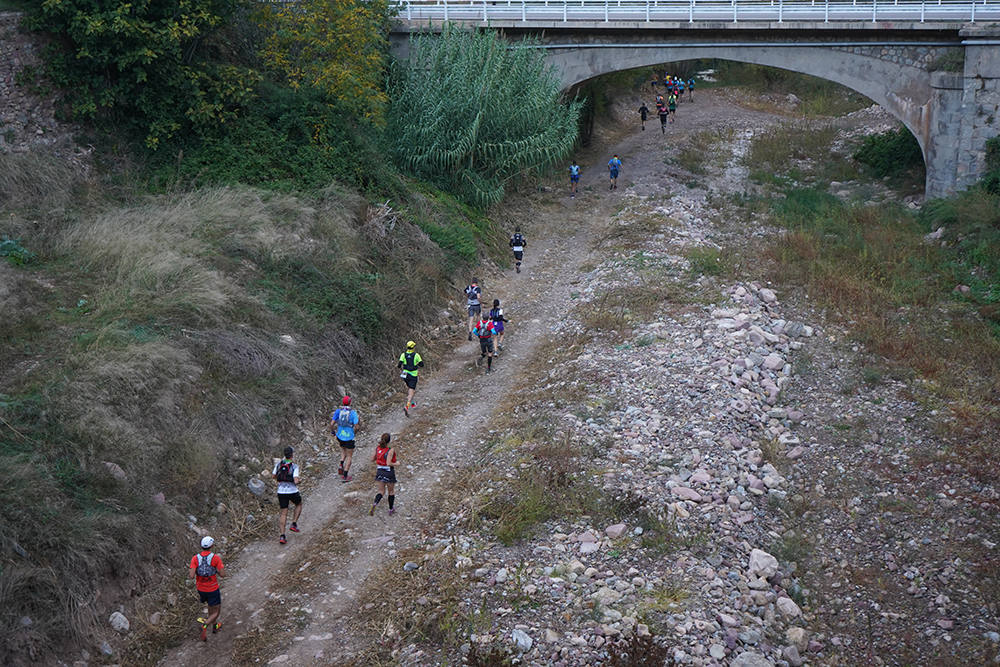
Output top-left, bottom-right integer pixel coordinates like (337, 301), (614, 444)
(275, 460), (295, 483)
(195, 553), (217, 578)
(335, 409), (353, 428)
(512, 233), (525, 247)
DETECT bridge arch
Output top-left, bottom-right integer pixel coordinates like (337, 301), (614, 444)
(547, 44), (932, 174)
(390, 20), (1000, 197)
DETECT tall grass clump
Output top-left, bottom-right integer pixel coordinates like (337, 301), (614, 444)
(389, 28), (582, 207)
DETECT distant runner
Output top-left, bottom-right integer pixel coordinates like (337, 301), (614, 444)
(650, 71), (658, 91)
(687, 77), (695, 101)
(568, 161), (581, 198)
(398, 340), (423, 417)
(331, 395), (360, 482)
(473, 311), (498, 374)
(657, 103), (668, 134)
(677, 79), (686, 101)
(189, 535), (224, 642)
(608, 154), (622, 190)
(272, 446), (302, 545)
(638, 102), (649, 131)
(489, 299), (509, 352)
(668, 94), (677, 123)
(510, 227), (526, 273)
(369, 433), (398, 516)
(465, 279), (481, 341)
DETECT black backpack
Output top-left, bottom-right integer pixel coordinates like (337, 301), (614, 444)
(275, 460), (295, 483)
(195, 553), (217, 577)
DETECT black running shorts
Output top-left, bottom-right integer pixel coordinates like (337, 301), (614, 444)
(277, 492), (302, 509)
(337, 438), (355, 450)
(198, 589), (221, 606)
(513, 251), (523, 261)
(479, 337), (494, 355)
(375, 467), (397, 484)
(403, 374), (418, 389)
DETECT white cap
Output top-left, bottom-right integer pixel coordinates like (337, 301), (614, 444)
(201, 536), (214, 549)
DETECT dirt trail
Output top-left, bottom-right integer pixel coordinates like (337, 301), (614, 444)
(156, 91), (758, 666)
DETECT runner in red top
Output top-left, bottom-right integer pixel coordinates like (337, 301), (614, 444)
(369, 433), (399, 516)
(188, 535), (225, 641)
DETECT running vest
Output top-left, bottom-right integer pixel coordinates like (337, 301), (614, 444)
(569, 165), (580, 177)
(401, 351), (419, 373)
(375, 446), (395, 468)
(476, 320), (494, 338)
(489, 307), (503, 322)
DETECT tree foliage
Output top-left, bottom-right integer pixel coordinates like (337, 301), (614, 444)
(259, 0), (391, 122)
(389, 28), (581, 207)
(25, 0), (258, 148)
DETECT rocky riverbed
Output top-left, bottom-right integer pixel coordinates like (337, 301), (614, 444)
(366, 92), (1000, 667)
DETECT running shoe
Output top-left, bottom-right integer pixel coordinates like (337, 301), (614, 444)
(279, 534), (287, 545)
(389, 508), (395, 516)
(200, 624), (208, 642)
(213, 622), (222, 634)
(289, 523), (299, 533)
(342, 474), (353, 482)
(369, 504), (375, 516)
(403, 403), (409, 417)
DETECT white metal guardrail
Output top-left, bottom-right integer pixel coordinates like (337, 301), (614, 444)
(392, 0), (1000, 23)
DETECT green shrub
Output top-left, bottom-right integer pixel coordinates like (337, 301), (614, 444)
(152, 83), (402, 197)
(0, 238), (36, 266)
(929, 48), (964, 73)
(853, 127), (924, 178)
(984, 136), (1000, 196)
(25, 0), (258, 148)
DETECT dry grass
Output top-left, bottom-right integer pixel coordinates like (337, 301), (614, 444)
(744, 122), (839, 182)
(580, 282), (694, 333)
(0, 148), (86, 212)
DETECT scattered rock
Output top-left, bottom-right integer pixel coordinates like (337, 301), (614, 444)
(605, 523), (627, 539)
(103, 461), (127, 481)
(247, 478), (266, 496)
(748, 549), (780, 579)
(108, 611), (129, 633)
(511, 629), (533, 653)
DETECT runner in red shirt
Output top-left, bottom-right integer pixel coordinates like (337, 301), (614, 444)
(188, 535), (225, 641)
(369, 433), (399, 516)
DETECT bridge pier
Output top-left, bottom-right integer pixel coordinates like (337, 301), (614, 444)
(956, 26), (1000, 191)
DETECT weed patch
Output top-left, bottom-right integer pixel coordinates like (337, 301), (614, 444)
(764, 187), (1000, 480)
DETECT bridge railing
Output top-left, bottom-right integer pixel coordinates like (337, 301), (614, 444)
(392, 0), (1000, 23)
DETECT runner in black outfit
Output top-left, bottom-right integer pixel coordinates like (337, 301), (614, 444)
(510, 228), (526, 273)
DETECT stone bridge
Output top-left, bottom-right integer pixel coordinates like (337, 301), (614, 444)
(390, 9), (1000, 197)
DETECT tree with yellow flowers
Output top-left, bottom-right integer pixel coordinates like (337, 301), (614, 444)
(260, 0), (392, 122)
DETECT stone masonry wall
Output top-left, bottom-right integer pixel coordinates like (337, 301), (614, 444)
(831, 43), (950, 69)
(0, 11), (75, 154)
